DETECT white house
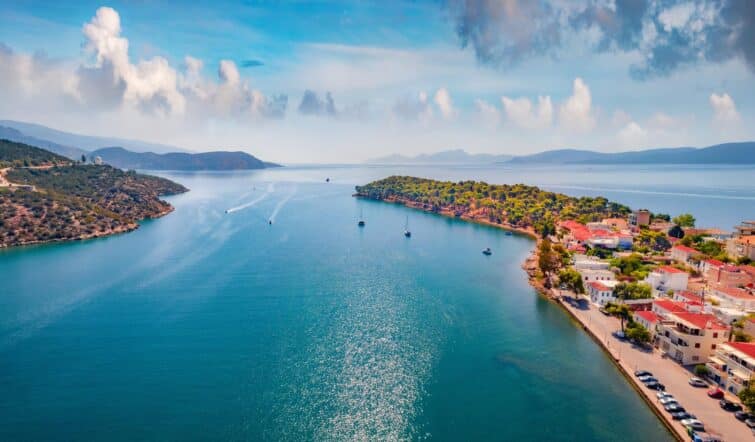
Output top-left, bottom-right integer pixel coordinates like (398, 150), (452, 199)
(645, 266), (689, 295)
(578, 268), (615, 284)
(633, 310), (661, 337)
(710, 287), (755, 312)
(670, 245), (697, 265)
(573, 256), (610, 271)
(656, 311), (729, 365)
(707, 342), (755, 395)
(588, 280), (618, 306)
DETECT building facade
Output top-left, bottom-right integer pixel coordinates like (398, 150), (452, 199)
(707, 342), (755, 395)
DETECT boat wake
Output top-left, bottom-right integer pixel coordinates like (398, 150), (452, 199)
(268, 185), (297, 223)
(226, 183), (275, 213)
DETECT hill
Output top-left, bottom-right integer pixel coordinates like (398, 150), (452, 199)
(0, 140), (187, 248)
(92, 147), (280, 170)
(0, 138), (72, 167)
(0, 126), (88, 160)
(0, 120), (189, 154)
(509, 142), (755, 164)
(367, 149), (513, 164)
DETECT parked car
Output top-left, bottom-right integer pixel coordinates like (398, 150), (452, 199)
(683, 419), (705, 432)
(707, 388), (724, 399)
(735, 411), (753, 421)
(720, 399), (743, 412)
(691, 432), (723, 442)
(671, 411), (695, 420)
(657, 391), (673, 400)
(746, 419), (755, 429)
(645, 382), (665, 391)
(688, 377), (707, 388)
(659, 396), (677, 405)
(635, 370), (653, 377)
(641, 377), (659, 384)
(613, 330), (627, 340)
(665, 403), (685, 413)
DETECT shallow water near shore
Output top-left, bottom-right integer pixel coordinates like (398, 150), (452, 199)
(3, 164), (749, 440)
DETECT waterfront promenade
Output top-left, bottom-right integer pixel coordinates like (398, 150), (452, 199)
(558, 292), (752, 441)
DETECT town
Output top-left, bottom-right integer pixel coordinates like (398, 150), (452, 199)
(549, 213), (755, 441)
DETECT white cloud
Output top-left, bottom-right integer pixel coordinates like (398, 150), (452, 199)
(559, 77), (595, 132)
(709, 92), (740, 124)
(434, 87), (456, 119)
(501, 95), (553, 129)
(474, 99), (500, 126)
(657, 3), (696, 33)
(617, 121), (647, 147)
(392, 91), (433, 123)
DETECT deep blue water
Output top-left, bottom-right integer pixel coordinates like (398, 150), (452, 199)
(1, 164), (751, 441)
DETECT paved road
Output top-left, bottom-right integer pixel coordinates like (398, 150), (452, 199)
(561, 296), (753, 441)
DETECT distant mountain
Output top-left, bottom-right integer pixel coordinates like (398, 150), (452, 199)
(0, 125), (88, 160)
(509, 142), (755, 164)
(368, 149), (513, 164)
(0, 120), (189, 154)
(92, 147), (280, 170)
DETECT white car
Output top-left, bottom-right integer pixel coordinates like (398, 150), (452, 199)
(660, 397), (678, 405)
(656, 391), (673, 400)
(689, 377), (707, 388)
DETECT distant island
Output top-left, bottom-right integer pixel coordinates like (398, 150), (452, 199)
(367, 149), (513, 165)
(368, 142), (755, 165)
(0, 121), (279, 171)
(91, 147), (280, 171)
(0, 139), (188, 248)
(355, 176), (630, 237)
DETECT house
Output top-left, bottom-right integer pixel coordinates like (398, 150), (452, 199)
(707, 342), (755, 395)
(671, 245), (698, 265)
(701, 258), (725, 276)
(602, 218), (629, 231)
(727, 235), (755, 261)
(588, 281), (618, 306)
(656, 311), (729, 365)
(707, 264), (752, 289)
(672, 290), (705, 307)
(710, 287), (755, 312)
(645, 266), (689, 295)
(652, 299), (699, 317)
(578, 268), (615, 284)
(634, 310), (660, 337)
(573, 256), (610, 271)
(629, 209), (651, 228)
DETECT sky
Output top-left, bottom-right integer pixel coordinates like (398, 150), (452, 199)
(0, 0), (753, 163)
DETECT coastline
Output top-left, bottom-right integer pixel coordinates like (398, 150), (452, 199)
(356, 194), (684, 440)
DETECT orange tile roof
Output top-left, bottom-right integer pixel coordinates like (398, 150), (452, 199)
(653, 299), (688, 312)
(589, 281), (612, 291)
(714, 287), (754, 300)
(673, 245), (698, 254)
(724, 342), (755, 360)
(658, 265), (686, 274)
(634, 310), (660, 323)
(672, 312), (728, 331)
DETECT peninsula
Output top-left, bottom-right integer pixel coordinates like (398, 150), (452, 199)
(0, 139), (187, 248)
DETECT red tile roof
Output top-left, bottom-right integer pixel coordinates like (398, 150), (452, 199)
(658, 265), (686, 274)
(704, 259), (725, 267)
(634, 310), (660, 323)
(653, 299), (688, 313)
(672, 312), (728, 331)
(589, 281), (612, 291)
(724, 342), (755, 360)
(673, 245), (698, 254)
(675, 291), (703, 304)
(714, 287), (754, 300)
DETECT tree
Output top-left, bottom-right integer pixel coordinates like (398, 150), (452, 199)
(653, 213), (671, 222)
(606, 303), (632, 332)
(81, 154), (87, 164)
(672, 213), (696, 227)
(538, 239), (559, 287)
(694, 364), (710, 377)
(613, 282), (652, 301)
(558, 268), (584, 294)
(668, 225), (685, 239)
(626, 323), (651, 344)
(740, 383), (755, 413)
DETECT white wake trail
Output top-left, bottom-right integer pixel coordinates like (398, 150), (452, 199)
(226, 183), (274, 213)
(268, 185), (297, 223)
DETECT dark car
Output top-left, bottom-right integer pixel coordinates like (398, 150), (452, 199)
(635, 370), (653, 377)
(735, 411), (753, 421)
(646, 382), (666, 391)
(665, 403), (685, 413)
(746, 419), (755, 429)
(672, 411), (695, 420)
(720, 399), (743, 412)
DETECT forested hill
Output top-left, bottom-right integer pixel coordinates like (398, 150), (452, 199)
(0, 140), (188, 248)
(92, 146), (280, 170)
(355, 176), (630, 237)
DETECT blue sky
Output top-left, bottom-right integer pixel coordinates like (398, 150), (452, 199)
(0, 1), (753, 163)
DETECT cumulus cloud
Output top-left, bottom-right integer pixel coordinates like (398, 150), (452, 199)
(0, 43), (81, 103)
(393, 91), (433, 123)
(501, 95), (553, 129)
(474, 98), (500, 126)
(559, 77), (595, 132)
(447, 0), (755, 78)
(618, 121), (648, 147)
(298, 90), (337, 116)
(433, 88), (457, 119)
(709, 92), (740, 124)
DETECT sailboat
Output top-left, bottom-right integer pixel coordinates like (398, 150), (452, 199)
(404, 215), (411, 237)
(358, 208), (365, 227)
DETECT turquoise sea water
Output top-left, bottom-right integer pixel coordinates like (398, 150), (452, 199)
(1, 165), (752, 441)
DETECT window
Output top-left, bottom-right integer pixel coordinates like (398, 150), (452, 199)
(713, 332), (718, 338)
(695, 343), (700, 348)
(711, 344), (716, 350)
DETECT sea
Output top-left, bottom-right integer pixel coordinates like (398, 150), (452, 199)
(1, 164), (753, 441)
